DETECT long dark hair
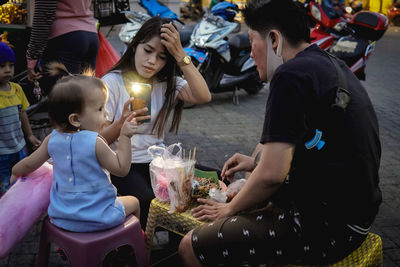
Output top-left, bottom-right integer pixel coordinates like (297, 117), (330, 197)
(108, 16), (184, 138)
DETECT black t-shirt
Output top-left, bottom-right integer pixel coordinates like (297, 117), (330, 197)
(260, 45), (381, 225)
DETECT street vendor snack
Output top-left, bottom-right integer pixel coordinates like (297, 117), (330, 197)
(148, 143), (196, 213)
(191, 174), (221, 199)
(167, 162), (195, 212)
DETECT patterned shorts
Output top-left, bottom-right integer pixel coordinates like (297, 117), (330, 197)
(191, 203), (367, 266)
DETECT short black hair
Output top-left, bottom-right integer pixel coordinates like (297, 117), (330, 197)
(243, 0), (310, 45)
(48, 75), (107, 132)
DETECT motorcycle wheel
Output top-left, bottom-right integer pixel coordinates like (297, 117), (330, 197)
(241, 74), (264, 95)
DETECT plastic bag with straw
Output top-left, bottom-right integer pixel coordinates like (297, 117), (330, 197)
(148, 143), (196, 212)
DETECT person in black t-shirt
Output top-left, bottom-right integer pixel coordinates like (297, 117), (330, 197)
(179, 0), (381, 266)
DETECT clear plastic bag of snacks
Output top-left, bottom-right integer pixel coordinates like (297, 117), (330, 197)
(148, 155), (170, 202)
(148, 143), (195, 212)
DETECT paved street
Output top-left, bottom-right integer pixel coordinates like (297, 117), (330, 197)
(360, 26), (400, 267)
(1, 24), (399, 267)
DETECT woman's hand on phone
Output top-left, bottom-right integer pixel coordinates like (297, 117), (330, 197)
(121, 98), (151, 125)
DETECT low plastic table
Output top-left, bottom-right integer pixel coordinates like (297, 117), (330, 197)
(144, 198), (205, 259)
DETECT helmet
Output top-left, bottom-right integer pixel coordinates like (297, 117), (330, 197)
(211, 1), (238, 21)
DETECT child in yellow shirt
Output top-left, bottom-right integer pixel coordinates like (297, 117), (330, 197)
(0, 41), (41, 196)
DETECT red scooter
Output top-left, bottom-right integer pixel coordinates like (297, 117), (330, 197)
(305, 1), (388, 80)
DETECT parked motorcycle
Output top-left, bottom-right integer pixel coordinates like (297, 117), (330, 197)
(119, 0), (186, 45)
(119, 10), (151, 44)
(305, 0), (388, 80)
(210, 1), (241, 33)
(184, 2), (264, 104)
(119, 10), (195, 46)
(140, 0), (182, 21)
(387, 1), (400, 26)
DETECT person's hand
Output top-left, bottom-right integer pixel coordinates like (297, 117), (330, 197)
(160, 22), (186, 63)
(27, 67), (42, 82)
(120, 112), (139, 138)
(10, 174), (20, 185)
(119, 98), (151, 125)
(119, 98), (134, 122)
(28, 135), (42, 150)
(191, 198), (233, 221)
(132, 107), (151, 125)
(221, 153), (255, 182)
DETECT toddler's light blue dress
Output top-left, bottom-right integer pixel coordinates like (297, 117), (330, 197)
(47, 130), (125, 232)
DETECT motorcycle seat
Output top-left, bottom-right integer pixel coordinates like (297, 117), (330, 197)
(225, 53), (251, 76)
(350, 11), (388, 41)
(180, 24), (196, 47)
(229, 34), (251, 58)
(328, 35), (369, 66)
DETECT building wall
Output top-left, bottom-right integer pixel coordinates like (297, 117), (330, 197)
(367, 0), (393, 14)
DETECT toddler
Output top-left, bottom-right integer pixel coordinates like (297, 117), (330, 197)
(0, 41), (41, 196)
(11, 62), (140, 232)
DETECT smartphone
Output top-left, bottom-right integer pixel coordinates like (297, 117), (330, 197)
(128, 82), (152, 123)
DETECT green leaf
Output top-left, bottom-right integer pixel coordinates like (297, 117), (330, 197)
(194, 168), (219, 184)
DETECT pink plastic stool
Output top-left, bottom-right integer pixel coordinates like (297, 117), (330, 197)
(36, 215), (149, 267)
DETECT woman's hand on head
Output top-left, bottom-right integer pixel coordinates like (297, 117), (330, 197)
(160, 22), (185, 62)
(191, 198), (233, 221)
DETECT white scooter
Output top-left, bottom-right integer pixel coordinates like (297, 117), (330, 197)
(184, 2), (264, 103)
(118, 11), (151, 44)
